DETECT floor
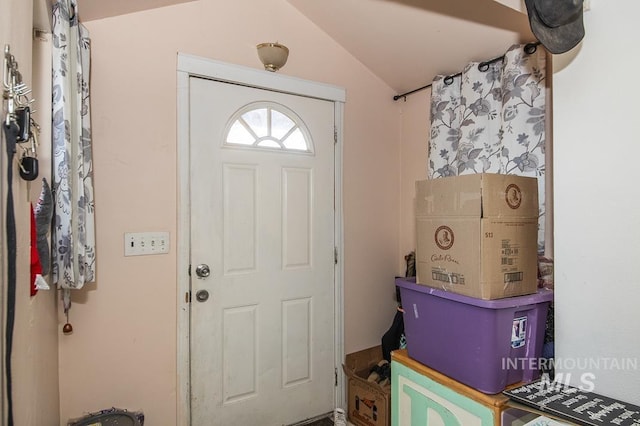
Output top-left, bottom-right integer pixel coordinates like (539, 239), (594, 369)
(291, 413), (354, 426)
(304, 416), (334, 426)
(292, 411), (354, 426)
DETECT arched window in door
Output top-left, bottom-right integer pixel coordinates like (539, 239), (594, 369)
(224, 102), (314, 153)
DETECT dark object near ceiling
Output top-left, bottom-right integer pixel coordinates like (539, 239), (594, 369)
(525, 0), (585, 54)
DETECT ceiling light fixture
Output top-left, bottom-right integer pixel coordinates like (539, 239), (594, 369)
(256, 42), (289, 72)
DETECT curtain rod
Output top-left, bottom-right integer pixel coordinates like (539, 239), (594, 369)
(392, 42), (540, 101)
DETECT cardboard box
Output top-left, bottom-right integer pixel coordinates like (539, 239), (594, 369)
(342, 346), (390, 426)
(415, 173), (539, 300)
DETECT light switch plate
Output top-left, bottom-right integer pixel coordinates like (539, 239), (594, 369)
(124, 232), (170, 256)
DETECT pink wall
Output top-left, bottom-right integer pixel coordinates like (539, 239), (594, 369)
(1, 0), (60, 424)
(398, 92), (431, 264)
(58, 0), (402, 423)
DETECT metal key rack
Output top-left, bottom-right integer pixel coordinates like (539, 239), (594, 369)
(3, 44), (40, 181)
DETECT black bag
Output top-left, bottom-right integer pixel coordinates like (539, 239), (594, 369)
(381, 308), (404, 362)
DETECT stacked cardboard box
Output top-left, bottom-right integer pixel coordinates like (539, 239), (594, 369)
(343, 346), (390, 426)
(399, 173), (551, 395)
(415, 173), (539, 300)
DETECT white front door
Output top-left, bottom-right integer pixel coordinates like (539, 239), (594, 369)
(189, 75), (337, 425)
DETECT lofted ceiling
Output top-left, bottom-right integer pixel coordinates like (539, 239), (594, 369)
(289, 0), (534, 95)
(69, 0), (535, 97)
(76, 0), (197, 21)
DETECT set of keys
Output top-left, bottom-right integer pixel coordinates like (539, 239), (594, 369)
(14, 106), (40, 181)
(4, 45), (40, 182)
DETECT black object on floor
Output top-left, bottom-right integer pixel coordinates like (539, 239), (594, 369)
(68, 407), (144, 425)
(304, 417), (334, 426)
(295, 414), (335, 426)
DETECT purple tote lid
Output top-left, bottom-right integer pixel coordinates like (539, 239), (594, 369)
(395, 277), (553, 308)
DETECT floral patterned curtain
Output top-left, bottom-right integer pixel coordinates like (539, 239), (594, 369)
(51, 0), (96, 294)
(428, 44), (547, 253)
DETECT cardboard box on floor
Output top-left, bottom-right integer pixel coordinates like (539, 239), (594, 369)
(342, 346), (390, 426)
(415, 173), (539, 300)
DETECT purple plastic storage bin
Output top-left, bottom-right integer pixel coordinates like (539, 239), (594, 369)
(396, 277), (553, 394)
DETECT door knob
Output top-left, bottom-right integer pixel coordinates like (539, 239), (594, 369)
(195, 290), (209, 302)
(195, 264), (210, 278)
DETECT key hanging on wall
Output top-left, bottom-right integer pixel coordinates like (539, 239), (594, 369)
(18, 129), (39, 181)
(4, 44), (40, 182)
(15, 105), (30, 141)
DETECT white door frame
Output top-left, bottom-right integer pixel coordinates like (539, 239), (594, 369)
(176, 53), (346, 425)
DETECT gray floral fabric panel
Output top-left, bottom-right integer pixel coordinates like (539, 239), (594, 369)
(52, 0), (96, 289)
(428, 44), (547, 252)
